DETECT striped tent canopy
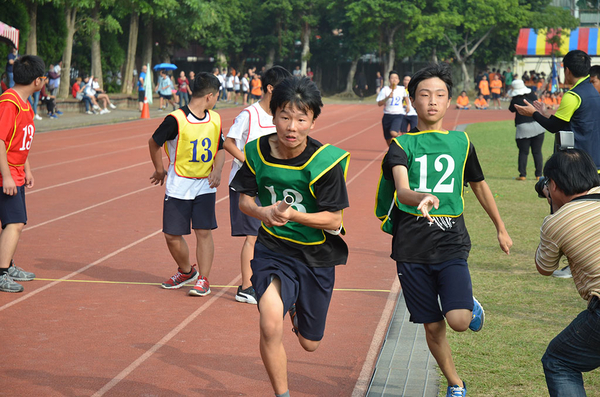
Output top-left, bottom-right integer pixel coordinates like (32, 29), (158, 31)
(516, 27), (600, 56)
(0, 21), (19, 50)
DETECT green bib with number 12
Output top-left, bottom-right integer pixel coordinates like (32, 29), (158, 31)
(375, 130), (469, 234)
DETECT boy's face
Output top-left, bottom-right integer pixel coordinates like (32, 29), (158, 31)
(403, 76), (410, 87)
(389, 73), (399, 86)
(411, 77), (450, 125)
(590, 75), (600, 94)
(273, 104), (315, 153)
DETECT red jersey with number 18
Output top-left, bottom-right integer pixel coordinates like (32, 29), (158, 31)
(0, 89), (35, 187)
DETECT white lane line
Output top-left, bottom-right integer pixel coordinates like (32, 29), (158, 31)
(352, 278), (401, 397)
(30, 132), (150, 156)
(27, 161), (151, 194)
(0, 230), (163, 313)
(31, 145), (148, 171)
(23, 186), (158, 232)
(91, 274), (241, 397)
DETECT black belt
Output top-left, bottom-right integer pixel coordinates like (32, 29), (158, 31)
(589, 295), (599, 312)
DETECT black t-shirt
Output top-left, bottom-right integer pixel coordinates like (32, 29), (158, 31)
(381, 131), (485, 264)
(230, 134), (349, 267)
(151, 106), (224, 149)
(509, 92), (542, 126)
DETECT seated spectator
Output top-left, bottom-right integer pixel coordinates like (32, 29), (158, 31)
(474, 94), (488, 109)
(542, 91), (557, 111)
(40, 79), (58, 119)
(92, 76), (117, 114)
(72, 77), (94, 114)
(456, 91), (471, 109)
(82, 75), (102, 113)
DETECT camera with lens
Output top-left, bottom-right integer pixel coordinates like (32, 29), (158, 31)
(535, 176), (548, 198)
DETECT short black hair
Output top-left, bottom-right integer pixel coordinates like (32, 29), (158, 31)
(13, 55), (45, 85)
(590, 65), (600, 79)
(407, 63), (453, 99)
(563, 50), (591, 78)
(544, 149), (600, 196)
(388, 70), (399, 79)
(192, 72), (221, 98)
(261, 65), (292, 94)
(270, 76), (323, 120)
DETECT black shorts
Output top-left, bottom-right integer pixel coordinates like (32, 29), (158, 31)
(229, 188), (261, 236)
(251, 242), (335, 341)
(0, 185), (27, 228)
(159, 93), (172, 100)
(382, 113), (404, 140)
(251, 94), (261, 100)
(492, 93), (501, 99)
(162, 193), (217, 235)
(138, 90), (145, 102)
(396, 258), (473, 324)
(227, 88), (233, 92)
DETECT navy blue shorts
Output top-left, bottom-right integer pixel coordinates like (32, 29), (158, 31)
(162, 193), (217, 235)
(396, 258), (473, 324)
(401, 115), (418, 133)
(382, 113), (404, 140)
(229, 188), (261, 236)
(0, 185), (27, 228)
(251, 242), (335, 341)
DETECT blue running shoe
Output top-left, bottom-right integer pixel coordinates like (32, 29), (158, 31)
(55, 110), (63, 115)
(469, 297), (485, 332)
(446, 383), (466, 397)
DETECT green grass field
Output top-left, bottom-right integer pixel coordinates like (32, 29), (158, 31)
(440, 120), (600, 396)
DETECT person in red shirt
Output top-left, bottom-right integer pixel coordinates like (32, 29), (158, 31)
(0, 55), (46, 293)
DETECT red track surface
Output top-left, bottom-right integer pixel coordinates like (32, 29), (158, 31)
(1, 104), (512, 396)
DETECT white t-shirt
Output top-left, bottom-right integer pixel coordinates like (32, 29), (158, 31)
(242, 77), (249, 92)
(376, 85), (409, 115)
(226, 75), (234, 89)
(165, 111), (222, 199)
(234, 76), (240, 90)
(226, 102), (276, 184)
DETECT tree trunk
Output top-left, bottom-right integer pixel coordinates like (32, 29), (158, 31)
(90, 4), (103, 88)
(300, 21), (310, 76)
(459, 59), (470, 91)
(58, 7), (77, 99)
(314, 65), (322, 89)
(265, 47), (275, 69)
(345, 57), (359, 94)
(121, 11), (139, 94)
(216, 50), (227, 69)
(26, 1), (37, 55)
(141, 17), (153, 68)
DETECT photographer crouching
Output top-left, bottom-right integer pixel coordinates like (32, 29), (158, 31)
(535, 148), (600, 397)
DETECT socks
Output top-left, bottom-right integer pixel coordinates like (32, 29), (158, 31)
(0, 268), (8, 275)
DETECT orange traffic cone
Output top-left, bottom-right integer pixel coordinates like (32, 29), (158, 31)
(141, 97), (150, 119)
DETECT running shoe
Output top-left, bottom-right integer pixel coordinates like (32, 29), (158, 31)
(0, 273), (24, 293)
(289, 304), (299, 336)
(161, 264), (198, 289)
(99, 109), (109, 115)
(49, 114), (58, 119)
(109, 103), (117, 109)
(552, 265), (572, 278)
(235, 285), (257, 304)
(93, 104), (100, 110)
(7, 260), (35, 281)
(85, 110), (94, 115)
(34, 114), (42, 120)
(469, 297), (485, 332)
(188, 276), (211, 296)
(55, 110), (63, 115)
(446, 383), (467, 397)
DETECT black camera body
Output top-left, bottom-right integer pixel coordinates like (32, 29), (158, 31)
(535, 176), (548, 198)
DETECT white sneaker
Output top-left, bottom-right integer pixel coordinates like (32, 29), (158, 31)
(99, 109), (109, 115)
(85, 110), (94, 115)
(93, 104), (100, 110)
(109, 103), (117, 109)
(34, 114), (42, 120)
(552, 266), (572, 278)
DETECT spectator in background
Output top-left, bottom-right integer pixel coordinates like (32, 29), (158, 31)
(6, 47), (17, 88)
(155, 70), (176, 111)
(226, 68), (234, 102)
(375, 71), (383, 94)
(509, 79), (545, 181)
(72, 77), (94, 115)
(241, 72), (249, 106)
(214, 67), (224, 102)
(478, 75), (490, 102)
(293, 66), (301, 76)
(233, 72), (240, 105)
(589, 65), (600, 94)
(177, 71), (190, 108)
(82, 75), (102, 113)
(40, 78), (58, 119)
(490, 74), (503, 109)
(53, 62), (62, 95)
(456, 91), (471, 109)
(138, 65), (147, 112)
(188, 71), (195, 95)
(250, 74), (262, 104)
(306, 67), (313, 81)
(355, 71), (368, 101)
(475, 94), (489, 109)
(92, 76), (117, 114)
(47, 64), (59, 96)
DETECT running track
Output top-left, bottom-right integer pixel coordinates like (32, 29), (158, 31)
(0, 104), (512, 396)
